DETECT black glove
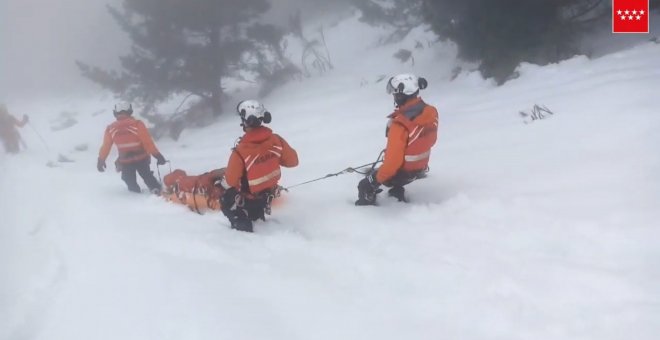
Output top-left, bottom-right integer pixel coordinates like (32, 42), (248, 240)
(154, 153), (167, 165)
(97, 158), (106, 172)
(356, 173), (382, 206)
(114, 159), (123, 172)
(358, 173), (382, 196)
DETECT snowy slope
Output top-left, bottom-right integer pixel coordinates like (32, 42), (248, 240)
(2, 16), (660, 340)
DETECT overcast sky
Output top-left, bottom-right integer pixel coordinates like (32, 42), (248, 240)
(0, 0), (352, 103)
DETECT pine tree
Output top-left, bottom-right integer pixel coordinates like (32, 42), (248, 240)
(352, 0), (609, 84)
(77, 0), (273, 116)
(351, 0), (424, 44)
(422, 0), (609, 84)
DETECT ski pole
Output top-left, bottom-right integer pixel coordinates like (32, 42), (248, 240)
(28, 122), (50, 152)
(19, 136), (28, 150)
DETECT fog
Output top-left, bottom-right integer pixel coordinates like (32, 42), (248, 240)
(1, 0), (632, 108)
(0, 0), (352, 103)
(0, 0), (125, 101)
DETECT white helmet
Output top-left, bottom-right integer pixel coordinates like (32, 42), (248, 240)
(386, 73), (428, 95)
(236, 99), (271, 128)
(113, 101), (133, 115)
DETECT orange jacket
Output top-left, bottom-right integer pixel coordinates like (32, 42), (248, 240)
(376, 97), (439, 183)
(98, 116), (161, 164)
(0, 111), (28, 128)
(224, 126), (298, 194)
(0, 112), (27, 137)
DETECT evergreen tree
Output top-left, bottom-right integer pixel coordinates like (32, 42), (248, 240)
(351, 0), (423, 43)
(351, 0), (609, 84)
(77, 0), (274, 116)
(422, 0), (609, 84)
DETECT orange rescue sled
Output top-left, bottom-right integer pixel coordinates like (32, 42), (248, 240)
(162, 168), (226, 214)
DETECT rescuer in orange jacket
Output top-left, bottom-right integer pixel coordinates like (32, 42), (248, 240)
(98, 102), (167, 194)
(0, 104), (29, 154)
(356, 74), (439, 206)
(216, 100), (298, 232)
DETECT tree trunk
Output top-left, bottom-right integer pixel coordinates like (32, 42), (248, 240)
(209, 26), (223, 116)
(211, 89), (222, 116)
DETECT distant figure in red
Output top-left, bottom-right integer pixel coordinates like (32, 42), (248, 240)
(0, 104), (29, 154)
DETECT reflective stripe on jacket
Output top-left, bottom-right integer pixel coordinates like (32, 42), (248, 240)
(377, 97), (439, 183)
(98, 116), (161, 164)
(224, 126), (298, 194)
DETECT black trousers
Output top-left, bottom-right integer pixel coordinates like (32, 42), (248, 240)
(221, 188), (270, 220)
(220, 187), (275, 232)
(1, 133), (20, 154)
(372, 168), (426, 188)
(120, 157), (161, 193)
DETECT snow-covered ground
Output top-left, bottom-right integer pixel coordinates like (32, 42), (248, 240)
(2, 16), (660, 340)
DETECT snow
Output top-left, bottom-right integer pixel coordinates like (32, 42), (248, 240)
(2, 16), (660, 340)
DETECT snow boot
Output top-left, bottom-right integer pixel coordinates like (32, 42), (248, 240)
(228, 207), (254, 232)
(230, 216), (253, 232)
(388, 186), (407, 202)
(355, 190), (378, 206)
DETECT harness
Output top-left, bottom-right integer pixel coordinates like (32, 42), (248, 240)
(388, 101), (437, 171)
(228, 184), (284, 219)
(230, 142), (285, 218)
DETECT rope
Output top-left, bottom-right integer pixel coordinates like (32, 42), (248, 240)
(284, 150), (385, 191)
(156, 160), (172, 184)
(191, 184), (202, 215)
(157, 163), (163, 183)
